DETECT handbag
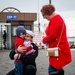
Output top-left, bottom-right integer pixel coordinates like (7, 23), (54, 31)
(47, 24), (64, 57)
(47, 47), (59, 56)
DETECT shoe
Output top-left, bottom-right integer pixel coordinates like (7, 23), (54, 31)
(49, 71), (59, 75)
(59, 69), (64, 75)
(49, 69), (64, 75)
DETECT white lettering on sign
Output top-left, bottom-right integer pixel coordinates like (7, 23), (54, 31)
(6, 15), (17, 20)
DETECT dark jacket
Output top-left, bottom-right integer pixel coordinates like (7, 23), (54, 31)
(8, 43), (38, 75)
(10, 43), (38, 68)
(3, 31), (6, 40)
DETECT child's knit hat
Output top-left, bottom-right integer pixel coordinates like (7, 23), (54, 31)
(16, 26), (26, 36)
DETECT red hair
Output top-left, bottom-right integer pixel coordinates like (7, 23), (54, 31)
(41, 4), (55, 16)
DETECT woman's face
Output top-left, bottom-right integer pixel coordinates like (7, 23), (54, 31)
(43, 15), (50, 21)
(42, 12), (50, 21)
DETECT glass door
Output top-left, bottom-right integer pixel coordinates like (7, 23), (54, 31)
(0, 23), (11, 50)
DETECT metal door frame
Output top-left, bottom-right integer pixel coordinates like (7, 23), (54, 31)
(0, 23), (11, 50)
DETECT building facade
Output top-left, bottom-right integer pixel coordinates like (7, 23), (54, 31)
(0, 7), (37, 49)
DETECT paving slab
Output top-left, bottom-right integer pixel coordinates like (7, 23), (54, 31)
(0, 49), (75, 75)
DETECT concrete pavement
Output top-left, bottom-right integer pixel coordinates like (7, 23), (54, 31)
(0, 49), (75, 75)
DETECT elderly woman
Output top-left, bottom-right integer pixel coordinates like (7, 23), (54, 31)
(41, 4), (72, 75)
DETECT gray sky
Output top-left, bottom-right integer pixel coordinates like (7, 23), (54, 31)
(0, 0), (75, 12)
(52, 0), (75, 12)
(0, 0), (49, 12)
(52, 0), (75, 37)
(0, 0), (75, 37)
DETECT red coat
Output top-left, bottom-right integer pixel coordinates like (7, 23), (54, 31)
(15, 36), (33, 62)
(15, 36), (33, 54)
(42, 15), (72, 69)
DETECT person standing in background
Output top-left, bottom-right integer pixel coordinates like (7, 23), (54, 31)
(3, 30), (7, 49)
(41, 4), (72, 75)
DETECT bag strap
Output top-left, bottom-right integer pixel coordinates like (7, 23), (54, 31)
(57, 24), (64, 47)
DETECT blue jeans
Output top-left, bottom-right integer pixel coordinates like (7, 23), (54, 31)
(48, 65), (58, 73)
(15, 61), (24, 75)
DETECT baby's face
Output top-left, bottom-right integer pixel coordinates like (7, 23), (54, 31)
(25, 33), (32, 41)
(20, 34), (26, 39)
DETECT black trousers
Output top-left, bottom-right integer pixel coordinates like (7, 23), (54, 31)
(49, 69), (64, 75)
(24, 65), (36, 75)
(6, 65), (36, 75)
(3, 39), (6, 49)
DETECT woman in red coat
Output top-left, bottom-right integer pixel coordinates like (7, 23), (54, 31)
(41, 4), (72, 75)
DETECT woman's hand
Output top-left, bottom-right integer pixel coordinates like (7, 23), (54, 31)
(17, 45), (26, 53)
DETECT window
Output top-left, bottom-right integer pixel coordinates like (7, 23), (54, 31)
(11, 25), (32, 36)
(25, 25), (31, 30)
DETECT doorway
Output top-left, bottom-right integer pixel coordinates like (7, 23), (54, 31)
(0, 23), (11, 50)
